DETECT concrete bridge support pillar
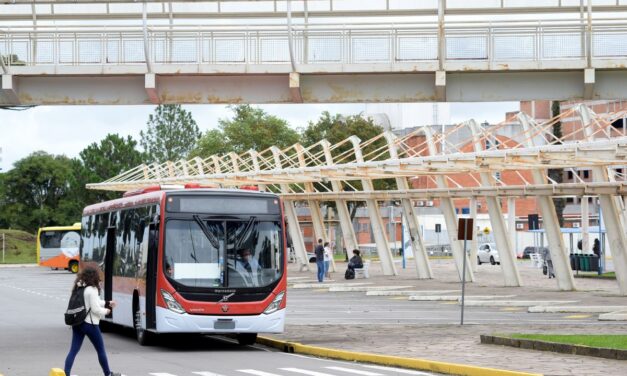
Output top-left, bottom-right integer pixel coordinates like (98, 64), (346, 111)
(517, 112), (576, 291)
(349, 136), (397, 276)
(424, 127), (474, 282)
(321, 140), (358, 271)
(271, 146), (309, 271)
(468, 120), (522, 287)
(578, 105), (627, 295)
(383, 132), (433, 279)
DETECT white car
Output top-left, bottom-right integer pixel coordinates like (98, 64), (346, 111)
(477, 243), (500, 265)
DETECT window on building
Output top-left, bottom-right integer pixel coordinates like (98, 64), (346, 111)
(568, 171), (573, 180)
(566, 197), (574, 203)
(583, 170), (589, 179)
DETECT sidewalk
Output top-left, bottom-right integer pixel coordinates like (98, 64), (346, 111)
(275, 258), (627, 376)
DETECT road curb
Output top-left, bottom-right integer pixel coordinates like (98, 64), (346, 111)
(0, 263), (38, 268)
(257, 336), (542, 376)
(480, 335), (627, 361)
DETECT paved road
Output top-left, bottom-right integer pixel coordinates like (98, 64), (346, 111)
(0, 267), (443, 376)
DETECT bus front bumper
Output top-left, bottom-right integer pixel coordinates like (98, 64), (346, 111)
(155, 306), (285, 333)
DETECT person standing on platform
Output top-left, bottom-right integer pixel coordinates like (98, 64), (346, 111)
(314, 239), (325, 282)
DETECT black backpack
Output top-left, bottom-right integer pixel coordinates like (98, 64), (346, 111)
(64, 286), (90, 326)
(345, 268), (355, 280)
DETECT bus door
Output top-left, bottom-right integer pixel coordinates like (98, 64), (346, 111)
(104, 227), (116, 318)
(145, 224), (158, 329)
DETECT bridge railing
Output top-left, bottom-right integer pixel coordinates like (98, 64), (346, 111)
(1, 20), (626, 68)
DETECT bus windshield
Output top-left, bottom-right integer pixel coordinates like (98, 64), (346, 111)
(164, 218), (282, 289)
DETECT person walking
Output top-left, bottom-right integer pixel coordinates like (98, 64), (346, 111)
(64, 265), (121, 376)
(314, 239), (325, 282)
(323, 242), (332, 280)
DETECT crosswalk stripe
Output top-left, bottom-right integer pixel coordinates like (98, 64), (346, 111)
(193, 373), (227, 376)
(361, 365), (433, 376)
(324, 367), (382, 376)
(149, 373), (178, 376)
(280, 368), (336, 376)
(238, 370), (284, 376)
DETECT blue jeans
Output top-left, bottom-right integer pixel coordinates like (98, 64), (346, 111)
(324, 260), (330, 276)
(316, 260), (325, 282)
(64, 322), (111, 376)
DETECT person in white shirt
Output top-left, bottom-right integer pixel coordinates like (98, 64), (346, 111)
(323, 242), (332, 280)
(234, 248), (262, 287)
(64, 265), (121, 376)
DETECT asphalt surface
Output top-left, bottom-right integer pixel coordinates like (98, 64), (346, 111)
(0, 267), (444, 376)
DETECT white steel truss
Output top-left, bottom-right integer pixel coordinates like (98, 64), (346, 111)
(88, 106), (627, 293)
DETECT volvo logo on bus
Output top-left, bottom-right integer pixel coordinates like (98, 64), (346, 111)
(221, 304), (229, 313)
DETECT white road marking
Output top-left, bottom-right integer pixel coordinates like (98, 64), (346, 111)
(238, 370), (285, 376)
(280, 368), (336, 376)
(149, 373), (179, 376)
(193, 372), (228, 376)
(361, 365), (434, 375)
(324, 367), (382, 376)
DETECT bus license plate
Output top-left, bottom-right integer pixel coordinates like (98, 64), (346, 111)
(214, 319), (235, 330)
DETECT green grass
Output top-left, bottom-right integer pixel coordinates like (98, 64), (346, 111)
(509, 334), (627, 350)
(0, 229), (37, 264)
(574, 272), (616, 279)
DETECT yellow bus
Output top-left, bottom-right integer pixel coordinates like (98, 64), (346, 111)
(37, 223), (81, 273)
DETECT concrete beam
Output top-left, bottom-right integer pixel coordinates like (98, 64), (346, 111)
(435, 70), (446, 101)
(5, 70), (627, 105)
(289, 72), (303, 103)
(1, 75), (20, 105)
(145, 73), (159, 104)
(584, 68), (595, 100)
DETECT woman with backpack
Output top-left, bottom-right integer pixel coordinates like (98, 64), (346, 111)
(64, 265), (121, 376)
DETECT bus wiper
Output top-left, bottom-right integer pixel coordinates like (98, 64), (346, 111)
(193, 214), (220, 249)
(234, 216), (257, 250)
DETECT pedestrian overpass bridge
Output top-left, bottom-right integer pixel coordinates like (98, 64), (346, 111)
(3, 0), (627, 105)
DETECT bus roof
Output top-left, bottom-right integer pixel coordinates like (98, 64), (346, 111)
(82, 188), (278, 216)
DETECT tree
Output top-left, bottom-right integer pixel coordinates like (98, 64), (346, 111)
(141, 105), (201, 163)
(301, 112), (393, 219)
(79, 134), (144, 202)
(2, 152), (81, 232)
(190, 105), (300, 158)
(549, 101), (565, 226)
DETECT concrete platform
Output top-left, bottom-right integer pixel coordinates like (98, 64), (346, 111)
(366, 290), (461, 296)
(291, 282), (372, 289)
(408, 295), (516, 301)
(328, 285), (414, 292)
(599, 310), (627, 321)
(528, 305), (627, 313)
(464, 300), (578, 307)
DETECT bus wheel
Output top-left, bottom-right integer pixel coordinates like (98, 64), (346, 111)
(69, 261), (79, 274)
(134, 310), (153, 346)
(237, 333), (257, 346)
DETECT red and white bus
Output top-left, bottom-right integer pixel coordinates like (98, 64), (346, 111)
(80, 185), (287, 345)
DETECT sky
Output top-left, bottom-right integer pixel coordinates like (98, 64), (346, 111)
(0, 101), (518, 172)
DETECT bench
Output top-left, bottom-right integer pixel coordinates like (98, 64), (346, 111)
(529, 253), (543, 268)
(354, 260), (370, 279)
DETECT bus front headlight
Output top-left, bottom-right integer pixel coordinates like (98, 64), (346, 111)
(263, 291), (285, 315)
(161, 289), (185, 314)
